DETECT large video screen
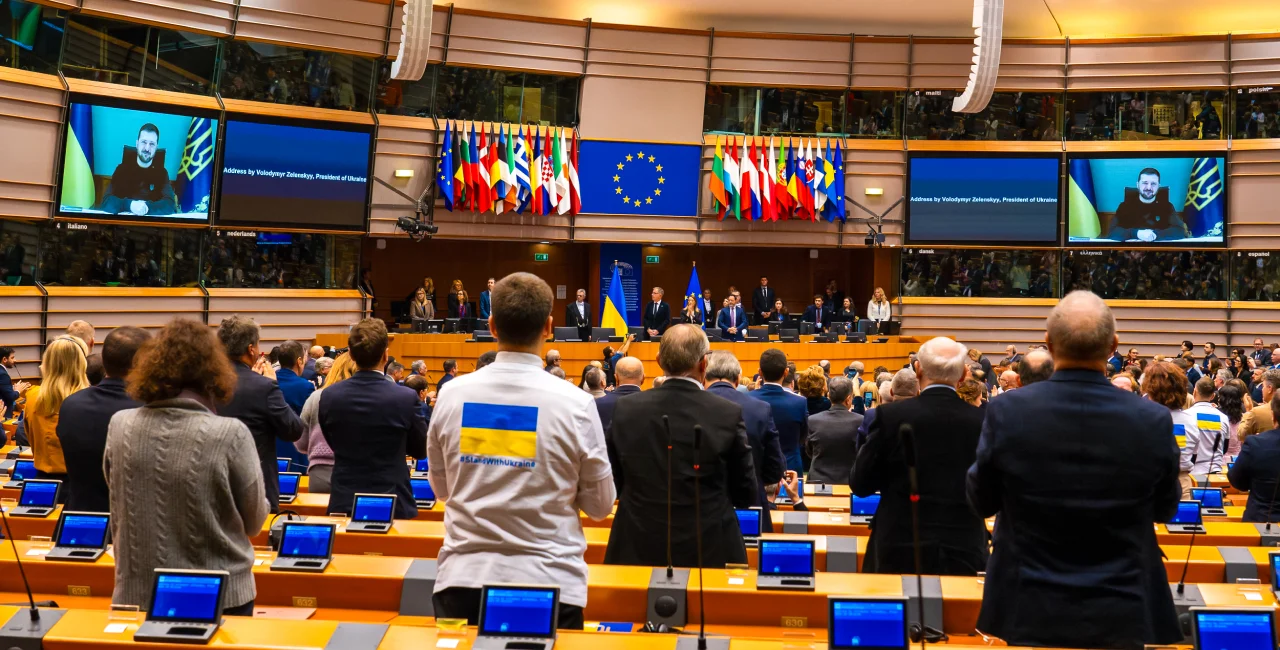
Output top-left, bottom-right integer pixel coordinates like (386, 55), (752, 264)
(1067, 155), (1225, 246)
(907, 155), (1059, 244)
(57, 97), (219, 224)
(217, 116), (373, 230)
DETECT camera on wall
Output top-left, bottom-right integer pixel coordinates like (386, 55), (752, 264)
(865, 228), (886, 247)
(397, 215), (438, 242)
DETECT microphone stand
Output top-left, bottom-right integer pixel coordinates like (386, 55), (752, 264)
(900, 423), (931, 649)
(1177, 433), (1220, 597)
(0, 504), (38, 622)
(693, 424), (707, 650)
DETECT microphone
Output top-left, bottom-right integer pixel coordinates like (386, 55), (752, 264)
(899, 423), (932, 647)
(1177, 433), (1220, 597)
(692, 424), (708, 650)
(1, 499), (40, 622)
(664, 415), (674, 580)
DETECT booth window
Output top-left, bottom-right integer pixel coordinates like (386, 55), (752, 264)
(0, 2), (64, 75)
(905, 90), (1063, 141)
(846, 90), (904, 139)
(0, 219), (39, 286)
(61, 14), (217, 96)
(1235, 89), (1280, 139)
(1064, 91), (1227, 141)
(1064, 250), (1225, 300)
(705, 86), (848, 136)
(1232, 253), (1280, 300)
(204, 232), (360, 290)
(37, 223), (201, 287)
(220, 40), (374, 112)
(901, 249), (1060, 298)
(415, 65), (578, 125)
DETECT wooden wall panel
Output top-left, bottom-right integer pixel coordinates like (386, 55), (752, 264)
(43, 290), (206, 348)
(428, 6), (447, 63)
(851, 37), (909, 89)
(1230, 304), (1280, 348)
(997, 41), (1067, 91)
(235, 0), (397, 57)
(710, 35), (849, 88)
(1227, 148), (1280, 249)
(78, 0), (235, 36)
(587, 27), (708, 84)
(445, 12), (585, 75)
(0, 70), (63, 222)
(910, 41), (970, 90)
(1067, 40), (1230, 90)
(1231, 37), (1280, 88)
(847, 144), (906, 247)
(0, 288), (45, 381)
(370, 115), (436, 237)
(207, 290), (363, 347)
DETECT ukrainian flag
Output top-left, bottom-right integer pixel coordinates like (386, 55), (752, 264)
(60, 103), (95, 210)
(602, 263), (628, 337)
(1067, 158), (1100, 240)
(1196, 412), (1223, 439)
(460, 403), (538, 459)
(1184, 158), (1224, 238)
(1173, 423), (1186, 450)
(178, 117), (215, 214)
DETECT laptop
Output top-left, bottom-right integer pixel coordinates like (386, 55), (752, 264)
(410, 478), (437, 509)
(850, 494), (881, 525)
(11, 479), (59, 517)
(1191, 488), (1228, 517)
(46, 511), (110, 562)
(828, 596), (909, 650)
(474, 584), (560, 650)
(736, 507), (762, 548)
(553, 327), (581, 342)
(278, 472), (301, 505)
(276, 458), (290, 474)
(590, 327), (613, 342)
(1168, 499), (1206, 534)
(1191, 608), (1276, 650)
(1269, 552), (1280, 596)
(345, 494), (395, 533)
(133, 569), (228, 644)
(270, 522), (336, 573)
(775, 479), (804, 506)
(756, 539), (816, 591)
(3, 459), (35, 489)
(411, 458), (430, 478)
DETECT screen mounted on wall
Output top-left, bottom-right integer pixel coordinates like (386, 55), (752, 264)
(1067, 154), (1225, 246)
(907, 154), (1060, 245)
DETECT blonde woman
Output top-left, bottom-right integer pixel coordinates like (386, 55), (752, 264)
(410, 287), (435, 321)
(422, 277), (436, 304)
(297, 353), (357, 493)
(867, 287), (891, 326)
(27, 335), (89, 481)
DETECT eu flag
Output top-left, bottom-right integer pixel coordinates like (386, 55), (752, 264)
(578, 141), (700, 217)
(178, 117), (215, 214)
(1183, 157), (1225, 238)
(437, 121), (455, 211)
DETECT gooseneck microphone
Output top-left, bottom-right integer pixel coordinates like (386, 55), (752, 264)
(1, 499), (39, 621)
(1177, 432), (1220, 597)
(900, 423), (927, 648)
(692, 424), (708, 650)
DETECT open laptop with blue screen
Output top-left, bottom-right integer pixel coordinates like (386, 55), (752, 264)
(11, 478), (59, 517)
(1191, 608), (1276, 650)
(828, 596), (909, 650)
(776, 479), (804, 506)
(412, 458), (429, 478)
(1169, 499), (1206, 534)
(133, 569), (228, 644)
(3, 459), (35, 489)
(271, 522), (335, 573)
(278, 472), (301, 505)
(474, 585), (560, 650)
(757, 539), (816, 591)
(346, 493), (395, 533)
(276, 458), (290, 474)
(47, 511), (110, 561)
(410, 478), (436, 509)
(851, 493), (881, 525)
(1192, 488), (1227, 516)
(736, 507), (762, 547)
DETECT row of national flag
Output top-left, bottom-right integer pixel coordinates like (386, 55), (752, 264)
(709, 136), (846, 223)
(437, 122), (581, 216)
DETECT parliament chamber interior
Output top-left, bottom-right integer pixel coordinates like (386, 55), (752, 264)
(4, 0), (1280, 649)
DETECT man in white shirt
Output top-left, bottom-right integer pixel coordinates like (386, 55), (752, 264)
(563, 288), (591, 342)
(1180, 377), (1228, 475)
(427, 272), (615, 629)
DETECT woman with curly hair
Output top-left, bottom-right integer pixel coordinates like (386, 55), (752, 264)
(1144, 361), (1194, 498)
(796, 365), (831, 416)
(105, 319), (268, 616)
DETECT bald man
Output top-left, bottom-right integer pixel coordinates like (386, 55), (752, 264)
(594, 356), (644, 452)
(302, 345), (324, 383)
(967, 291), (1181, 648)
(995, 370), (1019, 396)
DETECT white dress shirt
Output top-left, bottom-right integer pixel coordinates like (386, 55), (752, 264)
(867, 300), (891, 322)
(576, 302), (585, 318)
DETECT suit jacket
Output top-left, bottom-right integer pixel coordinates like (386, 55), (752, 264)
(641, 301), (671, 338)
(807, 407), (863, 484)
(479, 291), (492, 319)
(803, 305), (831, 332)
(595, 384), (641, 460)
(852, 388), (985, 575)
(707, 381), (785, 532)
(752, 384), (809, 472)
(0, 365), (19, 415)
(564, 302), (592, 329)
(680, 307), (705, 327)
(319, 371), (427, 520)
(716, 305), (747, 341)
(301, 357), (317, 383)
(219, 362), (305, 512)
(752, 287), (776, 321)
(1239, 403), (1276, 441)
(966, 369), (1181, 648)
(55, 377), (140, 513)
(1228, 429), (1280, 522)
(604, 380), (757, 568)
(410, 300), (435, 321)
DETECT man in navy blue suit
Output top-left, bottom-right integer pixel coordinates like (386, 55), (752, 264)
(705, 351), (785, 531)
(479, 277), (494, 319)
(802, 295), (831, 333)
(752, 349), (808, 473)
(595, 356), (644, 473)
(321, 318), (428, 520)
(967, 291), (1181, 649)
(716, 294), (747, 342)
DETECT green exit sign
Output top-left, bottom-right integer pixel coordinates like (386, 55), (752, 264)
(645, 255), (660, 264)
(534, 253), (549, 262)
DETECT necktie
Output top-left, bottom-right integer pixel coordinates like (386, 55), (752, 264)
(731, 309), (735, 328)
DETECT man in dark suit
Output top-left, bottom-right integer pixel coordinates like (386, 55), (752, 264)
(56, 327), (149, 513)
(802, 295), (831, 333)
(595, 357), (643, 453)
(604, 325), (757, 568)
(0, 346), (30, 417)
(706, 350), (785, 532)
(716, 294), (747, 342)
(752, 277), (776, 325)
(217, 316), (305, 514)
(807, 376), (863, 484)
(479, 277), (494, 319)
(967, 291), (1181, 649)
(852, 337), (986, 575)
(564, 288), (592, 343)
(642, 287), (671, 340)
(321, 318), (428, 520)
(700, 289), (715, 325)
(1228, 394), (1280, 522)
(752, 349), (808, 473)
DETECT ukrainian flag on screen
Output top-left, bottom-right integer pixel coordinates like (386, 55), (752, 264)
(1067, 158), (1100, 239)
(1173, 423), (1186, 450)
(460, 403), (538, 459)
(1183, 158), (1224, 238)
(60, 103), (94, 210)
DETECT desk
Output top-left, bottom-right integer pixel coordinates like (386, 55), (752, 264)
(1, 504), (61, 539)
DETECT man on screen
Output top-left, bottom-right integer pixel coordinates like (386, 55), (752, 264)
(1105, 167), (1188, 242)
(98, 123), (176, 217)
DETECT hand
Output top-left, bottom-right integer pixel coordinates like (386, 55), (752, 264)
(13, 381), (30, 395)
(627, 334), (636, 342)
(1137, 229), (1157, 242)
(761, 311), (772, 318)
(129, 200), (149, 216)
(647, 329), (657, 336)
(782, 471), (803, 503)
(728, 327), (737, 334)
(252, 355), (277, 380)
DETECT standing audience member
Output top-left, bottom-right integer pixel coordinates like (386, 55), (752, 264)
(754, 349), (809, 473)
(1217, 380), (1247, 457)
(642, 287), (671, 340)
(867, 287), (892, 328)
(475, 350), (498, 370)
(966, 291), (1181, 649)
(1239, 369), (1280, 440)
(752, 277), (775, 324)
(716, 294), (747, 341)
(797, 365), (831, 416)
(968, 348), (995, 388)
(605, 325), (756, 568)
(322, 318), (427, 519)
(85, 355), (104, 387)
(57, 327), (150, 513)
(853, 337), (986, 575)
(302, 345), (323, 383)
(274, 340), (315, 414)
(0, 346), (30, 416)
(596, 357), (644, 442)
(411, 288), (435, 321)
(437, 360), (458, 392)
(27, 335), (90, 482)
(297, 353), (358, 494)
(1146, 361), (1196, 499)
(807, 376), (863, 484)
(583, 367), (606, 398)
(705, 351), (785, 530)
(106, 319), (267, 616)
(67, 320), (96, 353)
(1228, 393), (1280, 523)
(478, 277), (494, 319)
(446, 279), (465, 317)
(314, 356), (333, 387)
(217, 316), (304, 514)
(427, 273), (614, 628)
(544, 349), (561, 372)
(1015, 350), (1055, 386)
(1184, 377), (1229, 474)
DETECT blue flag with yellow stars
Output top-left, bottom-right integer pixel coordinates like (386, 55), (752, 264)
(578, 141), (700, 217)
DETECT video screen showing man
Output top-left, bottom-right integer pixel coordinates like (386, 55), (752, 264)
(99, 123), (176, 217)
(1105, 168), (1187, 243)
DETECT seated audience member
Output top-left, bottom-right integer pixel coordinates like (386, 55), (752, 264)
(321, 318), (427, 520)
(1015, 350), (1054, 386)
(550, 366), (568, 381)
(105, 319), (267, 616)
(891, 368), (920, 400)
(217, 316), (304, 514)
(999, 345), (1023, 367)
(85, 354), (105, 386)
(1240, 369), (1280, 440)
(754, 349), (809, 473)
(28, 335), (91, 482)
(297, 353), (358, 494)
(427, 273), (614, 628)
(1184, 377), (1228, 474)
(993, 370), (1018, 396)
(475, 350), (499, 370)
(1146, 361), (1195, 499)
(1228, 393), (1280, 523)
(807, 376), (863, 484)
(797, 365), (831, 416)
(57, 327), (150, 513)
(403, 375), (433, 422)
(274, 340), (315, 414)
(705, 351), (785, 529)
(835, 298), (857, 325)
(437, 360), (458, 391)
(1112, 375), (1135, 392)
(544, 349), (561, 372)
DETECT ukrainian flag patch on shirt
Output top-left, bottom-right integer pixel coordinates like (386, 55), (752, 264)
(460, 403), (539, 462)
(1196, 413), (1222, 432)
(1173, 423), (1186, 450)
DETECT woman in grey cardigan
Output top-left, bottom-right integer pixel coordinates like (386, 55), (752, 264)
(105, 319), (269, 615)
